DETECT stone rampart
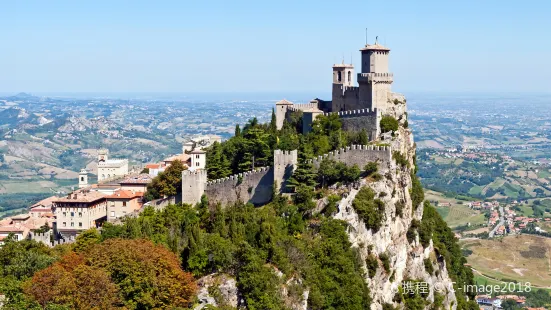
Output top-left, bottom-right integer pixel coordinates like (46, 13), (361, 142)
(205, 167), (273, 206)
(308, 144), (392, 173)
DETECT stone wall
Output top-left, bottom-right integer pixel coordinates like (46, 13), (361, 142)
(308, 144), (392, 173)
(323, 108), (380, 140)
(205, 167), (273, 206)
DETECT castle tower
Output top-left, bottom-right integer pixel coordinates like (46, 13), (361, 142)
(78, 169), (88, 188)
(275, 99), (294, 130)
(331, 63), (355, 112)
(357, 39), (393, 112)
(181, 170), (207, 205)
(273, 149), (298, 193)
(98, 149), (109, 162)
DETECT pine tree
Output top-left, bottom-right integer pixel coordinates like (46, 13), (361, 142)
(270, 108), (277, 133)
(235, 124), (241, 137)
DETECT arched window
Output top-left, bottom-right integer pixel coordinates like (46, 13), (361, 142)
(347, 71), (351, 82)
(337, 71), (342, 82)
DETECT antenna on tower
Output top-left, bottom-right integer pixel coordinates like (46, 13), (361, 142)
(365, 28), (368, 45)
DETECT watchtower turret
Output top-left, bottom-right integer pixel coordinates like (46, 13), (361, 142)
(358, 39), (394, 112)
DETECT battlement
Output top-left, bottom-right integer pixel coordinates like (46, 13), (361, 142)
(206, 167), (270, 186)
(287, 101), (321, 112)
(182, 169), (208, 176)
(274, 149), (298, 166)
(323, 108), (378, 118)
(307, 144), (392, 173)
(357, 72), (393, 84)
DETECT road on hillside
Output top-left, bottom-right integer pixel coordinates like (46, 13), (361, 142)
(488, 206), (504, 238)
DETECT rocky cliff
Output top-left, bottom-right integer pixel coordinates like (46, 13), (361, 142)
(334, 123), (458, 309)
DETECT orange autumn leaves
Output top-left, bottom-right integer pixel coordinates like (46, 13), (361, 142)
(24, 239), (197, 310)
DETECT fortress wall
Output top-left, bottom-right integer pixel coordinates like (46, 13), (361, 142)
(205, 167), (273, 206)
(287, 102), (318, 112)
(308, 145), (392, 173)
(323, 108), (380, 140)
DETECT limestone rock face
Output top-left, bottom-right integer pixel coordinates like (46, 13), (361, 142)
(333, 124), (458, 310)
(194, 273), (241, 309)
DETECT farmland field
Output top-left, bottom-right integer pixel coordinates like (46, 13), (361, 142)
(461, 235), (551, 288)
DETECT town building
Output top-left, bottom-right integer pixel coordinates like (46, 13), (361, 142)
(106, 190), (144, 222)
(189, 149), (206, 171)
(52, 190), (107, 238)
(119, 174), (152, 193)
(97, 148), (129, 182)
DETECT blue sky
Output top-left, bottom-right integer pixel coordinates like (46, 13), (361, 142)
(1, 0), (550, 94)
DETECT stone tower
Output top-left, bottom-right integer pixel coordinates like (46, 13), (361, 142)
(275, 99), (294, 130)
(78, 169), (88, 188)
(331, 63), (355, 112)
(357, 40), (394, 112)
(273, 149), (298, 193)
(181, 169), (207, 205)
(98, 149), (109, 162)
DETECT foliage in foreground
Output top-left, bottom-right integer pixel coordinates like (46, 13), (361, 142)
(0, 238), (196, 309)
(100, 196), (371, 309)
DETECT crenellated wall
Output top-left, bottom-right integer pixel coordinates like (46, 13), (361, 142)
(322, 108), (381, 140)
(205, 167), (273, 206)
(308, 144), (392, 173)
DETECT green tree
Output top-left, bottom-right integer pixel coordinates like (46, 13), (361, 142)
(287, 160), (317, 191)
(235, 124), (241, 137)
(73, 228), (101, 253)
(352, 187), (385, 231)
(145, 159), (187, 199)
(380, 115), (399, 133)
(206, 141), (232, 179)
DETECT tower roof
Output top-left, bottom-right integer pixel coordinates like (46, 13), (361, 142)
(276, 99), (293, 105)
(332, 63), (354, 68)
(360, 43), (390, 51)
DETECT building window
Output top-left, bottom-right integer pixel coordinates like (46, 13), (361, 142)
(348, 71), (351, 82)
(63, 222), (66, 227)
(81, 177), (84, 181)
(110, 211), (115, 217)
(70, 222), (74, 227)
(78, 212), (82, 217)
(70, 212), (74, 217)
(337, 71), (342, 82)
(79, 222), (82, 227)
(122, 201), (127, 207)
(123, 211), (127, 215)
(63, 212), (66, 217)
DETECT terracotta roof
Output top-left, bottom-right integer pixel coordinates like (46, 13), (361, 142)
(145, 164), (160, 169)
(106, 190), (144, 200)
(119, 174), (152, 184)
(53, 190), (107, 203)
(30, 207), (52, 212)
(30, 196), (57, 208)
(165, 153), (191, 162)
(0, 225), (26, 233)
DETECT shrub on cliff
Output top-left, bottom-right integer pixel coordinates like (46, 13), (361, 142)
(380, 116), (399, 133)
(352, 187), (385, 231)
